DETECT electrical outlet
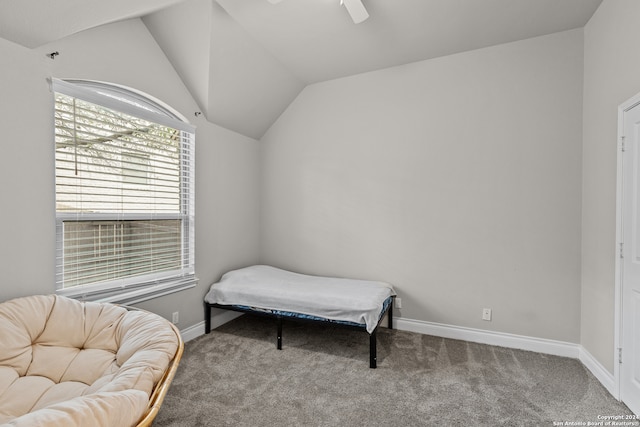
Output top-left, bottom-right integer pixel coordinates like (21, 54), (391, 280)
(482, 308), (492, 321)
(172, 311), (179, 324)
(395, 297), (402, 309)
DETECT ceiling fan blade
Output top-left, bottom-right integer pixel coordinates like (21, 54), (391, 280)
(341, 0), (369, 24)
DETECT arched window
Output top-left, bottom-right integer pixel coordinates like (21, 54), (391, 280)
(53, 79), (196, 304)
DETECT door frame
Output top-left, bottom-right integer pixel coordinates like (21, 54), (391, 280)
(614, 91), (640, 402)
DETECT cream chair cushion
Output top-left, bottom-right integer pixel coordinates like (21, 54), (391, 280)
(0, 295), (179, 427)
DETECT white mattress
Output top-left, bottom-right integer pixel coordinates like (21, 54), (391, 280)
(204, 265), (396, 334)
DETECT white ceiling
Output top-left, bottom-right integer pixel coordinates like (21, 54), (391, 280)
(215, 0), (603, 84)
(0, 0), (603, 138)
(143, 0), (305, 139)
(0, 0), (187, 48)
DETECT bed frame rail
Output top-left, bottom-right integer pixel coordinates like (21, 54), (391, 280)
(205, 298), (394, 369)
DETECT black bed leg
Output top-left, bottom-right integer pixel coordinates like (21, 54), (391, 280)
(388, 299), (394, 330)
(276, 316), (282, 350)
(370, 330), (377, 369)
(205, 303), (212, 334)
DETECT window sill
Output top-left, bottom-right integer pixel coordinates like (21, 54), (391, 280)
(60, 276), (199, 306)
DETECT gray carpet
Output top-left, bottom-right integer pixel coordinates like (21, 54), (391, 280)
(155, 315), (633, 426)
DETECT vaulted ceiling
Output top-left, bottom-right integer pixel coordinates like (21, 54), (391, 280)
(214, 0), (602, 84)
(0, 0), (186, 48)
(0, 0), (602, 139)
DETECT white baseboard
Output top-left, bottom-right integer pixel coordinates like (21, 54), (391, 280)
(394, 317), (580, 358)
(394, 317), (620, 401)
(180, 321), (205, 342)
(579, 346), (617, 398)
(179, 310), (243, 342)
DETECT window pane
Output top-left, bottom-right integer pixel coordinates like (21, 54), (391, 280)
(55, 93), (181, 214)
(62, 220), (182, 288)
(54, 84), (195, 294)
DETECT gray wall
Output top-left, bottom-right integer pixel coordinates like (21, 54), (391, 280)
(4, 1), (639, 378)
(0, 37), (54, 298)
(260, 29), (584, 343)
(0, 18), (260, 329)
(582, 0), (640, 373)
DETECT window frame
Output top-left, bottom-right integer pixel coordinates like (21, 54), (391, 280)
(52, 79), (197, 305)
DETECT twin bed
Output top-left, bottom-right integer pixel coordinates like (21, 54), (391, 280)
(204, 265), (396, 368)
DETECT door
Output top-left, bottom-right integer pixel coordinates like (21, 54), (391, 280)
(621, 100), (640, 416)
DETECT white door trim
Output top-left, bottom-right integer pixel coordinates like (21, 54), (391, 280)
(615, 91), (640, 402)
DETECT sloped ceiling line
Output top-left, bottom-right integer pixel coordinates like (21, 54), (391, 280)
(0, 0), (603, 139)
(0, 0), (188, 48)
(144, 0), (304, 139)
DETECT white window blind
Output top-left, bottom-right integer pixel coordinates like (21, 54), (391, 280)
(53, 79), (196, 304)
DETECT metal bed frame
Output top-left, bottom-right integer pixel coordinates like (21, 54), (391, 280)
(204, 297), (394, 368)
